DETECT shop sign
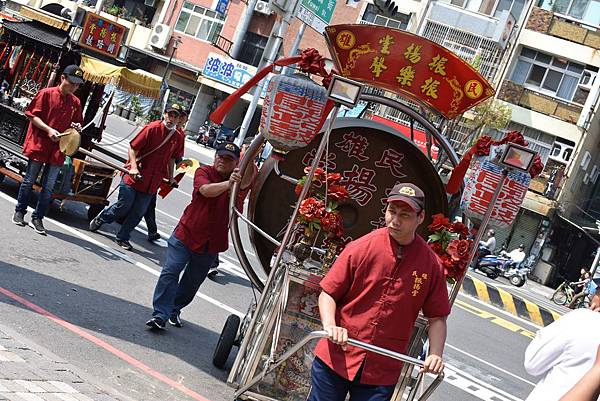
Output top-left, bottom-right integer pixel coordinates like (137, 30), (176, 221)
(215, 0), (229, 16)
(324, 24), (495, 119)
(203, 52), (269, 96)
(297, 0), (336, 34)
(79, 13), (126, 58)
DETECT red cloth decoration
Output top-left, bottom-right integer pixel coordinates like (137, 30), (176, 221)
(210, 48), (333, 125)
(446, 131), (544, 194)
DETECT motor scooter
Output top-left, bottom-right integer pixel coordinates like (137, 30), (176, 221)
(476, 253), (529, 287)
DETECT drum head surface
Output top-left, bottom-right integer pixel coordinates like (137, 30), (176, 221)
(59, 128), (81, 156)
(248, 118), (449, 274)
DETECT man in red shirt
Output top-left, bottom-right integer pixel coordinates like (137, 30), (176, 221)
(13, 65), (84, 235)
(89, 106), (182, 251)
(145, 106), (188, 242)
(309, 183), (450, 401)
(146, 141), (255, 329)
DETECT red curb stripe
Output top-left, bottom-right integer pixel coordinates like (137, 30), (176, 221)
(0, 287), (211, 401)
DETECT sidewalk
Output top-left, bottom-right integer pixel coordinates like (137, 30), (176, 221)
(0, 324), (130, 401)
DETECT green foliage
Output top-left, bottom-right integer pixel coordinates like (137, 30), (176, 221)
(131, 96), (143, 120)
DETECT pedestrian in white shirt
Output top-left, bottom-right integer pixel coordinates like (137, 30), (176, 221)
(504, 244), (526, 266)
(524, 288), (600, 401)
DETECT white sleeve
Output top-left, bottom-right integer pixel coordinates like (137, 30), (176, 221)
(524, 315), (570, 376)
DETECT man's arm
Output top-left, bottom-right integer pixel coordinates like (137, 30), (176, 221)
(198, 168), (241, 198)
(29, 116), (60, 142)
(127, 147), (140, 176)
(319, 291), (348, 348)
(423, 317), (446, 374)
(559, 345), (600, 401)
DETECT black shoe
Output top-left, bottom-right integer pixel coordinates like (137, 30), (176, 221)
(89, 216), (103, 232)
(145, 317), (165, 330)
(116, 239), (133, 251)
(29, 218), (46, 235)
(168, 315), (183, 328)
(207, 267), (219, 278)
(147, 233), (161, 242)
(12, 211), (26, 226)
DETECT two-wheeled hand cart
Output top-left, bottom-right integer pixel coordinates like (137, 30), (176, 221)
(0, 12), (162, 221)
(209, 24), (497, 401)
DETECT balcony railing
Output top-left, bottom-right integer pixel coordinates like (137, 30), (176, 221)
(498, 80), (583, 124)
(525, 7), (600, 50)
(212, 34), (233, 56)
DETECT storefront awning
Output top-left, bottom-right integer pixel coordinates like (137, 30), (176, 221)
(1, 20), (67, 49)
(80, 55), (162, 99)
(557, 213), (600, 246)
(521, 191), (557, 217)
(19, 6), (71, 31)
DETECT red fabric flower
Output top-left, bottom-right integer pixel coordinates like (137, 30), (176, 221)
(295, 183), (303, 196)
(501, 131), (528, 146)
(428, 213), (450, 232)
(320, 211), (343, 236)
(328, 184), (348, 201)
(430, 242), (444, 255)
(450, 222), (469, 239)
(475, 135), (493, 157)
(299, 48), (327, 76)
(529, 155), (544, 178)
(299, 197), (324, 221)
(327, 173), (342, 185)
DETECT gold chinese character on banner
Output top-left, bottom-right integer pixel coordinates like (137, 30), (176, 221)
(89, 23), (97, 34)
(421, 77), (440, 99)
(110, 32), (117, 43)
(395, 66), (415, 87)
(99, 28), (107, 39)
(370, 56), (388, 78)
(428, 54), (448, 76)
(379, 35), (394, 55)
(404, 44), (422, 64)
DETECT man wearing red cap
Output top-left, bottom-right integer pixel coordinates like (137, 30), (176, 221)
(309, 183), (450, 401)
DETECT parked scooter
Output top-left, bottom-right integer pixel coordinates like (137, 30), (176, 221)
(475, 253), (530, 287)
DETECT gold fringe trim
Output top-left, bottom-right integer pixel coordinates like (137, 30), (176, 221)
(20, 7), (71, 31)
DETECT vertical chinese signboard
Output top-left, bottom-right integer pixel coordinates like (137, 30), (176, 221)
(460, 145), (531, 228)
(324, 24), (495, 119)
(79, 13), (125, 59)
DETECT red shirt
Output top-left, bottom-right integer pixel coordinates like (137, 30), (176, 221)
(174, 165), (249, 254)
(314, 228), (451, 386)
(22, 86), (84, 166)
(123, 121), (184, 194)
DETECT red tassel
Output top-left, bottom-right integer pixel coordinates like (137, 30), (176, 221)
(446, 147), (476, 194)
(209, 55), (303, 125)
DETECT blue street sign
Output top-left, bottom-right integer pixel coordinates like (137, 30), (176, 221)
(216, 0), (229, 15)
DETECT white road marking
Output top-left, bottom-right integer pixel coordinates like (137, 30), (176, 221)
(0, 192), (243, 318)
(446, 343), (536, 386)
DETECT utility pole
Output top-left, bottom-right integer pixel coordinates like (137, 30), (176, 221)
(230, 0), (261, 59)
(234, 0), (300, 145)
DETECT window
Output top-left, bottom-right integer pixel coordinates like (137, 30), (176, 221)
(361, 4), (410, 30)
(238, 32), (268, 67)
(510, 47), (586, 103)
(175, 2), (225, 43)
(537, 0), (600, 26)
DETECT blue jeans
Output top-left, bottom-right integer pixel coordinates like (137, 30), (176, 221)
(15, 160), (61, 220)
(143, 194), (158, 236)
(307, 357), (395, 401)
(152, 234), (217, 321)
(98, 180), (153, 241)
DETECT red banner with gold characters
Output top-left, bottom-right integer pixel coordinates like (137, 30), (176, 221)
(79, 13), (125, 58)
(324, 24), (495, 119)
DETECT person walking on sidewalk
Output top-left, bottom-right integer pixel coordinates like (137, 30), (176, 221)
(308, 183), (450, 401)
(146, 141), (255, 329)
(89, 106), (183, 251)
(145, 106), (188, 243)
(12, 65), (84, 235)
(524, 287), (600, 401)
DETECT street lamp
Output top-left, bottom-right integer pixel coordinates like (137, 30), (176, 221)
(158, 35), (182, 113)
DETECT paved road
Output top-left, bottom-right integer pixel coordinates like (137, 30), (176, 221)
(0, 115), (544, 401)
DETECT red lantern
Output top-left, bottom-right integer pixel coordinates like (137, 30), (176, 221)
(260, 74), (328, 156)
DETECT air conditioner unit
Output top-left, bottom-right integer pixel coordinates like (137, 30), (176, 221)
(579, 70), (597, 91)
(549, 141), (574, 165)
(581, 151), (592, 170)
(144, 0), (157, 6)
(255, 0), (272, 14)
(591, 165), (599, 184)
(148, 23), (172, 50)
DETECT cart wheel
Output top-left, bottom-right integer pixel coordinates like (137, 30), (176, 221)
(87, 204), (104, 222)
(213, 314), (240, 369)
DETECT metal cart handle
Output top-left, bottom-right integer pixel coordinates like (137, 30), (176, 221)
(234, 330), (444, 401)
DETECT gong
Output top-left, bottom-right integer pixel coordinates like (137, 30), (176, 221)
(248, 118), (449, 274)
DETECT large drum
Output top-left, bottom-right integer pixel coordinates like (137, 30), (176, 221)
(248, 118), (449, 274)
